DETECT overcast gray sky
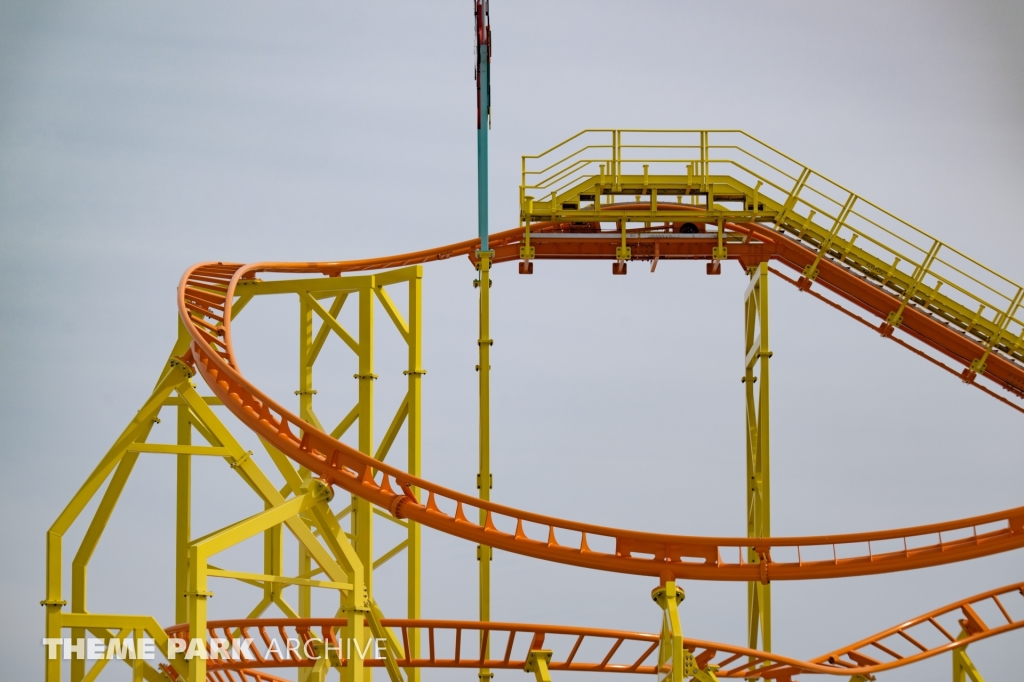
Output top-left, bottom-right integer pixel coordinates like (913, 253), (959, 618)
(2, 1), (1024, 680)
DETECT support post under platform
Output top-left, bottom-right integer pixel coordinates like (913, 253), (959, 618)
(744, 261), (772, 668)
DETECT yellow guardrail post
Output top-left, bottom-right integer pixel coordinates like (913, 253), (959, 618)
(774, 167), (811, 231)
(700, 131), (709, 188)
(802, 193), (857, 283)
(613, 130), (621, 191)
(970, 286), (1024, 376)
(885, 239), (941, 330)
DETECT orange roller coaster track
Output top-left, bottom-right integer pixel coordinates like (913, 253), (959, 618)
(165, 581), (1024, 681)
(46, 130), (1024, 682)
(177, 221), (1024, 584)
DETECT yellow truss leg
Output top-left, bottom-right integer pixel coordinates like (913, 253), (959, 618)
(61, 614), (180, 682)
(744, 262), (772, 671)
(187, 486), (331, 681)
(477, 251), (494, 681)
(70, 449), (142, 682)
(44, 354), (193, 682)
(182, 379), (412, 682)
(178, 386), (371, 682)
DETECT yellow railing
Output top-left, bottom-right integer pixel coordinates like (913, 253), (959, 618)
(522, 130), (1024, 366)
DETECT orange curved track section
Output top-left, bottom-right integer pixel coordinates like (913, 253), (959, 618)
(177, 215), (1024, 582)
(164, 581), (1024, 680)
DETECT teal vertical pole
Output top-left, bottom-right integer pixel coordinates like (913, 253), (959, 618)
(475, 0), (491, 251)
(477, 44), (489, 251)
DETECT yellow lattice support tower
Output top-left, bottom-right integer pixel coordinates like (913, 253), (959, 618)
(744, 261), (772, 666)
(44, 270), (422, 682)
(283, 268), (424, 682)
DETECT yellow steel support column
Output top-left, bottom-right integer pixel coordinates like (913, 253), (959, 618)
(744, 261), (772, 669)
(406, 268), (424, 682)
(355, 282), (376, 681)
(175, 404), (191, 626)
(298, 292), (315, 682)
(654, 582), (686, 682)
(477, 251), (494, 681)
(653, 580), (720, 682)
(524, 650), (553, 682)
(953, 634), (985, 682)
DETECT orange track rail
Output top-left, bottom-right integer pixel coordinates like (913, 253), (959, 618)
(163, 581), (1024, 680)
(201, 670), (289, 682)
(176, 215), (1024, 583)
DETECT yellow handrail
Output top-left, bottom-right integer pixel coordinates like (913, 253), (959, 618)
(521, 130), (1024, 362)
